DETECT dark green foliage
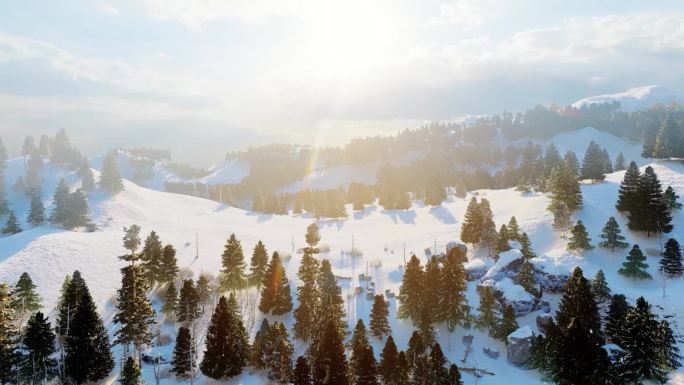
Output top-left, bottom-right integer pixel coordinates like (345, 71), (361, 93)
(196, 274), (211, 306)
(220, 233), (247, 290)
(437, 248), (469, 331)
(56, 271), (86, 337)
(581, 141), (607, 181)
(177, 279), (200, 324)
(27, 190), (45, 226)
(315, 259), (346, 338)
(460, 197), (482, 245)
(660, 238), (684, 276)
(65, 285), (114, 384)
(619, 245), (652, 280)
(259, 252), (292, 315)
(497, 304), (519, 341)
(0, 284), (19, 385)
(658, 320), (681, 373)
(428, 343), (451, 385)
(113, 263), (155, 356)
(293, 356), (312, 385)
(519, 232), (536, 259)
(200, 294), (248, 379)
(251, 319), (271, 370)
(614, 152), (626, 171)
(516, 259), (538, 296)
(507, 216), (520, 240)
(63, 188), (90, 229)
(171, 326), (196, 378)
(2, 210), (21, 235)
(293, 253), (320, 341)
(19, 311), (57, 384)
(141, 230), (163, 285)
(395, 351), (409, 385)
(598, 217), (628, 252)
(620, 297), (669, 384)
(119, 356), (142, 385)
(369, 294), (391, 338)
(160, 244), (179, 283)
(267, 322), (294, 383)
(616, 161), (641, 212)
(566, 220), (594, 252)
(663, 186), (682, 211)
(11, 272), (41, 315)
(379, 336), (399, 385)
(550, 200), (572, 233)
(250, 240), (269, 287)
(628, 166), (673, 236)
(651, 114), (683, 158)
(406, 330), (427, 370)
(350, 320), (377, 385)
(99, 150), (124, 194)
(475, 286), (501, 336)
(162, 281), (178, 315)
(350, 319), (370, 367)
(310, 319), (348, 385)
(497, 224), (511, 252)
(305, 223), (321, 253)
(590, 270), (611, 302)
(78, 158), (95, 191)
(605, 294), (630, 345)
(548, 162), (582, 212)
(479, 198), (498, 253)
(397, 255), (423, 323)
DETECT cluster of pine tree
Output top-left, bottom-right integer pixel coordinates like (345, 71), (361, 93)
(643, 114), (684, 159)
(616, 162), (675, 236)
(580, 141), (613, 182)
(50, 179), (92, 230)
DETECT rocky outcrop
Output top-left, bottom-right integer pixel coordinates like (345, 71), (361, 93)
(507, 326), (535, 369)
(536, 313), (554, 334)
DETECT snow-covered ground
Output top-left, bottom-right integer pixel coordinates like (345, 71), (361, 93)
(572, 85), (684, 112)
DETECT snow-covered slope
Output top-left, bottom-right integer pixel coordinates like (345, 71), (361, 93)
(3, 156), (684, 384)
(572, 85), (683, 112)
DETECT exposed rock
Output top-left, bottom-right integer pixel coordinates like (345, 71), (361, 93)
(446, 241), (467, 256)
(536, 271), (569, 293)
(483, 347), (500, 359)
(536, 313), (554, 334)
(507, 326), (535, 369)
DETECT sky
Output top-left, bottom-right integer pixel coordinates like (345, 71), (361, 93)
(1, 0), (684, 165)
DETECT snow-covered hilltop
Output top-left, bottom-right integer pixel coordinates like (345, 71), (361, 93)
(572, 85), (684, 112)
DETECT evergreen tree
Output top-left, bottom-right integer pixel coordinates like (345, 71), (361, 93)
(428, 343), (450, 385)
(310, 319), (348, 385)
(475, 286), (501, 336)
(78, 158), (95, 192)
(660, 238), (683, 276)
(119, 356), (142, 385)
(350, 319), (370, 367)
(519, 232), (536, 259)
(0, 284), (19, 385)
(160, 244), (179, 284)
(616, 161), (641, 212)
(11, 272), (41, 317)
(566, 220), (594, 252)
(2, 210), (21, 235)
(305, 223), (321, 254)
(99, 150), (124, 194)
(38, 134), (49, 157)
(65, 285), (114, 384)
(369, 294), (391, 338)
(405, 330), (426, 372)
(479, 198), (498, 253)
(196, 274), (211, 308)
(267, 322), (294, 383)
(251, 318), (271, 370)
(437, 248), (469, 331)
(250, 240), (269, 287)
(315, 259), (346, 337)
(549, 163), (582, 212)
(27, 189), (45, 226)
(550, 200), (572, 233)
(515, 259), (538, 296)
(259, 252), (293, 315)
(447, 364), (463, 385)
(56, 271), (86, 337)
(293, 356), (312, 385)
(170, 326), (196, 379)
(605, 294), (630, 345)
(379, 336), (399, 385)
(22, 135), (36, 158)
(598, 217), (628, 252)
(220, 233), (247, 291)
(200, 294), (248, 379)
(543, 143), (563, 180)
(621, 297), (669, 383)
(507, 216), (521, 240)
(600, 148), (613, 174)
(629, 166), (673, 235)
(619, 245), (652, 280)
(658, 320), (681, 373)
(355, 345), (379, 385)
(614, 151), (626, 171)
(162, 281), (178, 315)
(652, 114), (683, 159)
(580, 141), (607, 181)
(293, 253), (320, 341)
(460, 197), (482, 246)
(50, 128), (75, 164)
(113, 263), (155, 360)
(496, 224), (511, 252)
(65, 188), (90, 229)
(590, 270), (611, 302)
(141, 230), (163, 285)
(398, 255), (423, 323)
(177, 279), (200, 324)
(497, 304), (519, 341)
(663, 186), (682, 211)
(19, 311), (57, 384)
(122, 224), (142, 256)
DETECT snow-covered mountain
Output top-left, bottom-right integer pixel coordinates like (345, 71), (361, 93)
(572, 85), (684, 112)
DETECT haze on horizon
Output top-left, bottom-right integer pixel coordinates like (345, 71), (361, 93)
(1, 0), (684, 165)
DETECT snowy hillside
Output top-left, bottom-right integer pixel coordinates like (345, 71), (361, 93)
(572, 85), (684, 112)
(3, 153), (684, 384)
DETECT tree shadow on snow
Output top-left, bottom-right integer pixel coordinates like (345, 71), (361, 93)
(353, 205), (377, 220)
(382, 209), (416, 225)
(429, 205), (457, 225)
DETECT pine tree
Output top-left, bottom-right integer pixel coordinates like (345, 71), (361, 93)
(50, 128), (74, 164)
(548, 163), (582, 211)
(614, 151), (626, 171)
(177, 279), (200, 324)
(355, 345), (379, 385)
(315, 259), (346, 337)
(78, 158), (95, 191)
(515, 259), (538, 296)
(660, 238), (683, 276)
(590, 270), (611, 302)
(549, 200), (572, 233)
(379, 336), (399, 385)
(56, 271), (86, 337)
(99, 150), (124, 194)
(26, 189), (45, 226)
(460, 196), (482, 245)
(170, 326), (196, 379)
(22, 135), (36, 158)
(350, 319), (370, 367)
(293, 253), (320, 341)
(616, 161), (641, 213)
(160, 244), (179, 284)
(621, 297), (669, 383)
(220, 233), (247, 291)
(200, 294), (248, 379)
(19, 311), (57, 384)
(519, 232), (536, 259)
(428, 343), (450, 385)
(496, 224), (511, 252)
(497, 304), (519, 341)
(663, 186), (682, 211)
(11, 272), (41, 318)
(251, 318), (271, 369)
(447, 364), (463, 385)
(259, 252), (292, 315)
(658, 320), (681, 373)
(113, 263), (155, 360)
(398, 255), (423, 323)
(405, 330), (426, 371)
(437, 248), (469, 331)
(141, 230), (163, 285)
(507, 216), (521, 240)
(196, 274), (211, 308)
(652, 114), (683, 159)
(567, 220), (593, 252)
(250, 240), (269, 287)
(162, 281), (178, 315)
(293, 356), (312, 385)
(396, 351), (409, 385)
(65, 285), (114, 384)
(305, 223), (321, 254)
(598, 217), (628, 251)
(605, 294), (630, 345)
(369, 294), (391, 338)
(475, 286), (501, 336)
(2, 210), (21, 235)
(619, 245), (652, 280)
(119, 356), (142, 385)
(122, 224), (142, 255)
(581, 141), (606, 181)
(267, 322), (294, 383)
(64, 188), (90, 229)
(0, 284), (19, 384)
(631, 166), (673, 236)
(600, 148), (613, 174)
(310, 319), (348, 385)
(479, 198), (498, 253)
